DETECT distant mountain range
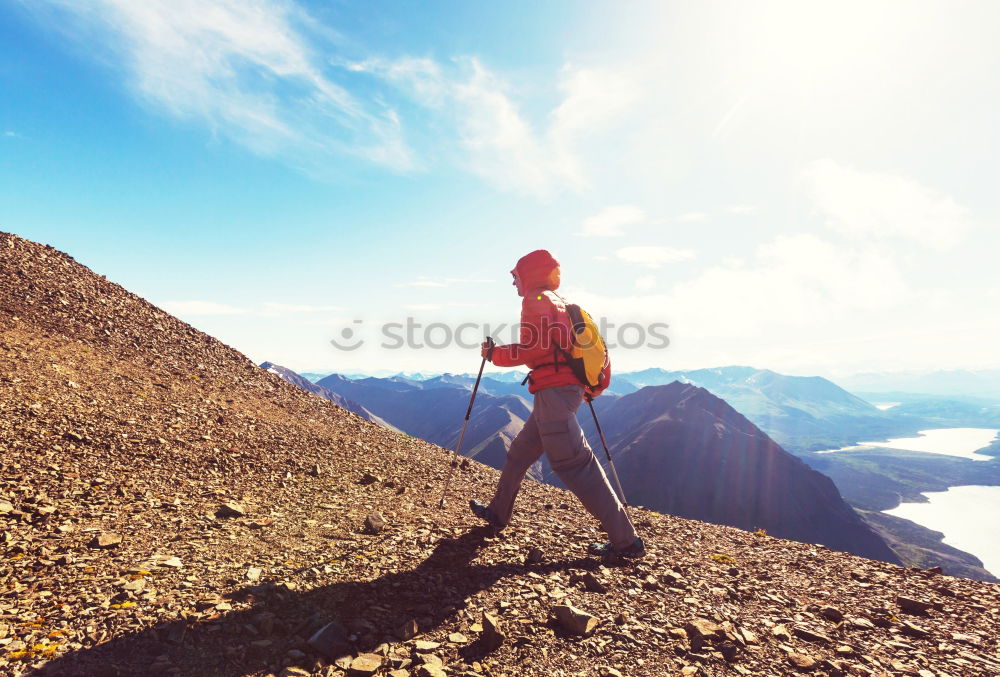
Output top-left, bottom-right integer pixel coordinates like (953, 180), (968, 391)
(260, 363), (392, 427)
(852, 391), (1000, 428)
(838, 369), (1000, 401)
(300, 366), (922, 453)
(265, 362), (900, 562)
(312, 372), (544, 481)
(264, 362), (1000, 578)
(608, 367), (915, 453)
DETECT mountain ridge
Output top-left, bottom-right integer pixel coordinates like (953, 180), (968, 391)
(570, 383), (900, 563)
(2, 232), (998, 677)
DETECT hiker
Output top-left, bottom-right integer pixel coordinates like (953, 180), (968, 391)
(470, 249), (644, 558)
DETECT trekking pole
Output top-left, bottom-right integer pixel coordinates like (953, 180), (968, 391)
(437, 336), (494, 508)
(586, 395), (630, 512)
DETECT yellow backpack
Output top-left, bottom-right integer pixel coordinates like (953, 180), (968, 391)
(559, 299), (612, 397)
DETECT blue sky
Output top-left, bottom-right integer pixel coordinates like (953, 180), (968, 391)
(3, 0), (999, 376)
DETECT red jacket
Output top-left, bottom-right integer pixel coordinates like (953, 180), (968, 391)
(491, 251), (581, 394)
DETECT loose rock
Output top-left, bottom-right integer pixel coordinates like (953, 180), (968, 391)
(553, 604), (599, 636)
(364, 512), (387, 534)
(89, 532), (122, 548)
(481, 613), (505, 652)
(215, 502), (246, 518)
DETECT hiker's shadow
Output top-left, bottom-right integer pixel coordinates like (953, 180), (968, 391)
(36, 527), (599, 677)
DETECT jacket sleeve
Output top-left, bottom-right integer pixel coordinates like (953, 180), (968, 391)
(490, 293), (558, 367)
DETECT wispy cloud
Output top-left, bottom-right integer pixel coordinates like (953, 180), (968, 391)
(162, 300), (343, 316)
(3, 130), (24, 139)
(263, 302), (343, 313)
(160, 300), (247, 315)
(444, 277), (494, 284)
(35, 0), (414, 174)
(676, 212), (708, 223)
(803, 159), (973, 248)
(29, 2), (639, 194)
(395, 276), (493, 288)
(394, 278), (448, 288)
(726, 204), (758, 214)
(572, 233), (910, 356)
(578, 205), (645, 237)
(634, 275), (656, 291)
(616, 246), (695, 268)
(349, 57), (637, 195)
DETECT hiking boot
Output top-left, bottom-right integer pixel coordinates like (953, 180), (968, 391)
(588, 536), (646, 559)
(469, 500), (504, 530)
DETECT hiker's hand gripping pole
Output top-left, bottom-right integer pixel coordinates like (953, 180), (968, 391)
(586, 393), (630, 516)
(438, 336), (494, 508)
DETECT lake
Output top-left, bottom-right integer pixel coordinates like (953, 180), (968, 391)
(884, 485), (1000, 577)
(819, 427), (999, 461)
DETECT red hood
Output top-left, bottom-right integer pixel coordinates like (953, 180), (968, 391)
(513, 250), (560, 290)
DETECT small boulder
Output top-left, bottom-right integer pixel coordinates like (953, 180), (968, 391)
(581, 572), (607, 593)
(349, 653), (383, 675)
(364, 512), (387, 534)
(819, 606), (844, 622)
(416, 665), (447, 677)
(416, 653), (443, 667)
(718, 641), (739, 662)
(398, 618), (419, 640)
(308, 620), (351, 659)
(787, 653), (817, 671)
(685, 618), (724, 649)
(216, 502), (246, 518)
(553, 604), (599, 636)
(901, 620), (930, 638)
(481, 613), (505, 651)
(896, 595), (933, 615)
(771, 624), (792, 642)
(793, 625), (831, 644)
(89, 532), (122, 549)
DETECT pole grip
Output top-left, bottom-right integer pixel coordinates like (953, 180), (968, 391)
(464, 336), (494, 421)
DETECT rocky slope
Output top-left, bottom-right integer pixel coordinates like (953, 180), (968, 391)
(1, 232), (999, 677)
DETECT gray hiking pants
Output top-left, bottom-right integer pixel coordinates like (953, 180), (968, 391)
(487, 384), (638, 549)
